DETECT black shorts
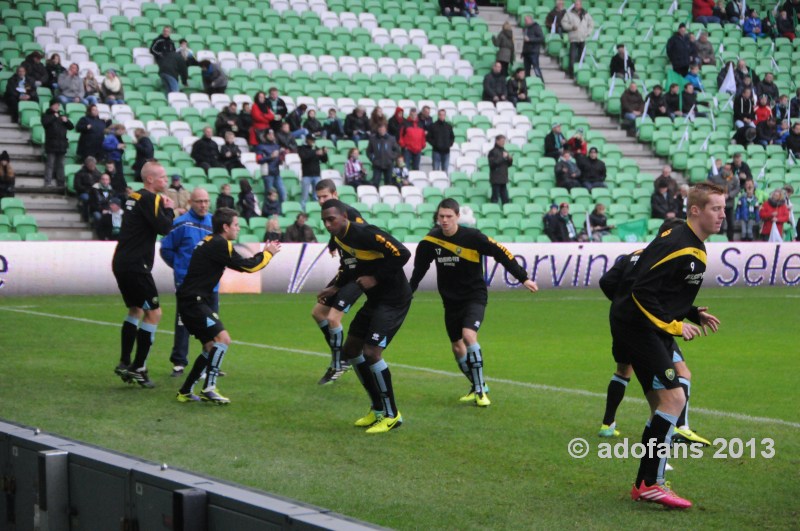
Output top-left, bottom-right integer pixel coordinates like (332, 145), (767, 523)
(320, 280), (363, 313)
(443, 301), (486, 343)
(114, 270), (160, 310)
(178, 297), (225, 344)
(610, 318), (681, 394)
(348, 296), (411, 348)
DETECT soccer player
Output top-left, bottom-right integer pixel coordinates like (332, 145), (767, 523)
(310, 179), (366, 385)
(176, 207), (281, 404)
(610, 183), (724, 508)
(318, 199), (411, 433)
(112, 160), (175, 388)
(598, 218), (713, 446)
(159, 187), (213, 377)
(409, 198), (538, 407)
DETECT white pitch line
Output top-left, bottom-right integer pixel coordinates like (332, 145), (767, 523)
(2, 307), (799, 430)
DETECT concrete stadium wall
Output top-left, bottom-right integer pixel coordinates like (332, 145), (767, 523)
(0, 420), (382, 531)
(1, 241), (799, 296)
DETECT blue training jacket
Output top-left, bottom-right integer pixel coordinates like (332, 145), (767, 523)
(159, 209), (214, 288)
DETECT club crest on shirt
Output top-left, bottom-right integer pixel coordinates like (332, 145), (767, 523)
(665, 368), (675, 381)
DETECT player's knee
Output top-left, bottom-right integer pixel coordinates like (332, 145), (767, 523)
(461, 329), (478, 345)
(616, 363), (633, 378)
(675, 362), (691, 380)
(661, 387), (686, 413)
(143, 308), (162, 324)
(215, 331), (231, 345)
(363, 345), (383, 363)
(128, 307), (144, 319)
(311, 304), (326, 322)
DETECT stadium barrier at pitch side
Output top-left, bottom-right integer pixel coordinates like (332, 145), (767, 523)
(0, 420), (383, 531)
(1, 242), (799, 296)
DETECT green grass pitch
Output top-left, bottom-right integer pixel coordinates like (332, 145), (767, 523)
(1, 287), (798, 529)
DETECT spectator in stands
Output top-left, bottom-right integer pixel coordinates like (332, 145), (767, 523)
(684, 65), (704, 92)
(418, 106), (433, 131)
(620, 82), (644, 132)
(215, 102), (239, 137)
(369, 107), (387, 135)
(237, 179), (260, 221)
(507, 68), (530, 105)
(4, 66), (37, 124)
(266, 87), (288, 131)
(776, 10), (796, 40)
(263, 216), (284, 242)
(439, 0), (460, 17)
(776, 118), (791, 145)
(99, 197), (124, 240)
(191, 127), (223, 172)
(158, 51), (188, 94)
(41, 99), (73, 189)
(391, 155), (411, 189)
(709, 168), (740, 240)
(74, 156), (100, 220)
(100, 123), (126, 183)
(131, 128), (153, 182)
(220, 131), (245, 172)
(544, 123), (566, 159)
(323, 108), (345, 146)
(656, 164), (679, 196)
(577, 147), (606, 190)
(760, 188), (791, 239)
(45, 54), (65, 91)
(483, 62), (508, 103)
(298, 136), (328, 209)
(83, 70), (101, 104)
(675, 183), (690, 219)
(646, 85), (669, 120)
(522, 15), (545, 81)
(428, 109), (455, 173)
(694, 33), (715, 66)
(785, 122), (800, 158)
(21, 51), (48, 88)
(237, 102), (252, 140)
(665, 83), (683, 119)
(177, 39), (197, 66)
(76, 104), (110, 162)
(734, 88), (756, 129)
(367, 123), (401, 186)
(89, 173), (114, 227)
(304, 109), (324, 139)
(737, 75), (757, 98)
(262, 188), (281, 218)
(743, 9), (768, 41)
(682, 82), (702, 117)
(754, 95), (773, 125)
(564, 128), (587, 159)
(733, 124), (757, 147)
(609, 44), (635, 79)
(199, 60), (228, 95)
(344, 106), (370, 143)
(387, 107), (405, 140)
(286, 104), (310, 140)
(736, 179), (760, 240)
(546, 0), (567, 34)
(276, 122), (298, 152)
(773, 94), (790, 121)
(488, 135), (512, 204)
(725, 0), (742, 24)
(693, 0), (721, 23)
(285, 213), (317, 242)
(734, 59), (759, 88)
(103, 159), (125, 197)
(758, 73), (779, 104)
(254, 128), (285, 204)
(464, 0), (478, 19)
(707, 158), (723, 180)
(543, 203), (560, 241)
(58, 63), (95, 105)
(562, 0), (594, 78)
(666, 23), (692, 76)
(492, 22), (515, 77)
(249, 91), (275, 146)
(555, 151), (582, 191)
(165, 174), (190, 216)
(344, 147), (367, 188)
(786, 0), (800, 25)
(730, 152), (753, 187)
(217, 183), (235, 210)
(651, 177), (679, 219)
(551, 202), (580, 242)
(791, 89), (800, 118)
(587, 203), (614, 241)
(149, 26), (176, 65)
(399, 109), (426, 171)
(0, 151), (14, 199)
(99, 69), (125, 105)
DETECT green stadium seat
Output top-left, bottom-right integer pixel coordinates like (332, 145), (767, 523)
(1, 197), (25, 218)
(0, 232), (22, 241)
(11, 214), (37, 238)
(24, 232), (48, 241)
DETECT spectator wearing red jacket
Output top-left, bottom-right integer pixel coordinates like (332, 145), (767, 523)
(753, 95), (773, 125)
(759, 189), (791, 239)
(693, 0), (720, 23)
(399, 109), (427, 170)
(249, 91), (275, 146)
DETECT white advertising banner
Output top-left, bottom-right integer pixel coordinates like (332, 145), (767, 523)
(1, 242), (799, 296)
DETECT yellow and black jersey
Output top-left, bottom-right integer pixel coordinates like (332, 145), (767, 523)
(332, 221), (411, 301)
(611, 223), (706, 336)
(327, 203), (366, 254)
(177, 234), (273, 301)
(112, 188), (174, 273)
(598, 249), (643, 301)
(409, 226), (529, 305)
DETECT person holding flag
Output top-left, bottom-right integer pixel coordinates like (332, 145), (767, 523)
(759, 188), (791, 240)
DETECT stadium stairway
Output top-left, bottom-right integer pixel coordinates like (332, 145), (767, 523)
(481, 6), (684, 181)
(0, 101), (93, 240)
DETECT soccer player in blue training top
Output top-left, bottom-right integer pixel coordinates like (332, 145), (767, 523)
(409, 198), (538, 407)
(318, 199), (411, 433)
(598, 217), (714, 447)
(112, 161), (175, 388)
(310, 179), (366, 385)
(175, 207), (281, 404)
(610, 183), (724, 509)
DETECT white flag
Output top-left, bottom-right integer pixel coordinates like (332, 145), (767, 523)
(578, 45), (586, 67)
(718, 42), (724, 55)
(710, 155), (718, 173)
(667, 0), (678, 14)
(771, 56), (780, 73)
(740, 0), (746, 25)
(642, 97), (651, 122)
(585, 211), (593, 241)
(788, 196), (797, 232)
(720, 63), (737, 94)
(769, 218), (782, 242)
(644, 26), (653, 41)
(608, 75), (617, 98)
(709, 108), (717, 130)
(701, 133), (712, 151)
(684, 105), (696, 123)
(756, 163), (767, 182)
(751, 84), (757, 102)
(617, 0), (627, 14)
(551, 16), (557, 34)
(677, 126), (690, 150)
